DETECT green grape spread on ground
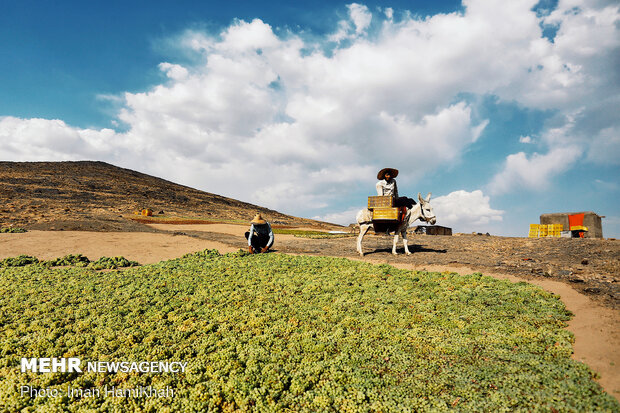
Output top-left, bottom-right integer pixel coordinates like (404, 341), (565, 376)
(0, 227), (27, 233)
(0, 254), (138, 269)
(0, 251), (617, 412)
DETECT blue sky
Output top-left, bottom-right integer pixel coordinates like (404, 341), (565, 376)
(1, 0), (463, 127)
(1, 0), (619, 237)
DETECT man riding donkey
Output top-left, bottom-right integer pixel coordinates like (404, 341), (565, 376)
(356, 167), (436, 256)
(375, 167), (417, 224)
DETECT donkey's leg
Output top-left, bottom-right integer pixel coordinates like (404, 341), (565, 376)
(402, 228), (411, 255)
(392, 232), (400, 255)
(357, 224), (371, 256)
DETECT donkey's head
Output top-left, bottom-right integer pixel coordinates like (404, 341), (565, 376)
(417, 192), (437, 225)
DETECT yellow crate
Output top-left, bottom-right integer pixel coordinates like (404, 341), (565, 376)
(368, 196), (393, 209)
(372, 207), (399, 220)
(547, 224), (563, 237)
(539, 225), (548, 237)
(547, 225), (558, 237)
(528, 224), (539, 238)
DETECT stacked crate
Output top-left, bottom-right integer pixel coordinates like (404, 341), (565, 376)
(528, 223), (564, 237)
(538, 224), (548, 237)
(368, 196), (393, 209)
(368, 196), (399, 221)
(548, 224), (563, 237)
(372, 208), (400, 220)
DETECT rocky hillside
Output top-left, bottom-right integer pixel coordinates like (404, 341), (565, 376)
(0, 161), (338, 231)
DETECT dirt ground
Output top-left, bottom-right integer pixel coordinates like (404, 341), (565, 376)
(1, 225), (618, 401)
(0, 161), (340, 231)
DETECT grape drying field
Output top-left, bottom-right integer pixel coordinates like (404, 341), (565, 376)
(1, 250), (618, 412)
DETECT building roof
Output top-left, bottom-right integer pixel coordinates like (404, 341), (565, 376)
(540, 211), (603, 218)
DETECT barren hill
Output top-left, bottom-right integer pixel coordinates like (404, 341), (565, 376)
(0, 161), (338, 231)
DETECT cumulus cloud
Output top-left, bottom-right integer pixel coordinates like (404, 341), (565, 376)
(519, 135), (533, 143)
(0, 117), (119, 161)
(159, 63), (189, 80)
(587, 126), (620, 165)
(330, 3), (372, 42)
(488, 146), (582, 195)
(432, 190), (504, 231)
(313, 207), (364, 226)
(1, 0), (618, 219)
(348, 3), (372, 34)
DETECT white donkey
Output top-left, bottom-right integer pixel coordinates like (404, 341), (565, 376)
(356, 192), (436, 256)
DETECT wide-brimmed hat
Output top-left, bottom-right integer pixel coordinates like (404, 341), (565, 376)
(377, 168), (399, 180)
(251, 213), (267, 224)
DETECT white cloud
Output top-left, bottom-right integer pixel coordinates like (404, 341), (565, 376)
(484, 0), (620, 111)
(313, 207), (364, 226)
(519, 135), (533, 143)
(488, 146), (582, 195)
(159, 62), (189, 80)
(594, 179), (619, 192)
(329, 3), (372, 42)
(432, 190), (504, 231)
(0, 117), (118, 161)
(348, 3), (372, 34)
(328, 21), (352, 43)
(1, 0), (618, 218)
(587, 126), (620, 165)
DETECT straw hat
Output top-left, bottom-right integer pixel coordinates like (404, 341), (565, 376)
(251, 213), (267, 224)
(377, 168), (399, 180)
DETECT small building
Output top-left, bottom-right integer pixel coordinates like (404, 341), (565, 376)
(540, 211), (604, 238)
(413, 225), (453, 235)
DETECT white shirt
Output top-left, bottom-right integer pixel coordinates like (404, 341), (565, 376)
(376, 179), (398, 198)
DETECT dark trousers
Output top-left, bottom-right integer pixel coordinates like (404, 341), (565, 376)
(245, 232), (272, 251)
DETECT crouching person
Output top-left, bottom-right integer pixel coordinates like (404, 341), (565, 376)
(245, 213), (274, 253)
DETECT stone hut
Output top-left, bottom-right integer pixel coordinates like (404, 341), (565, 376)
(413, 225), (453, 235)
(540, 211), (604, 238)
